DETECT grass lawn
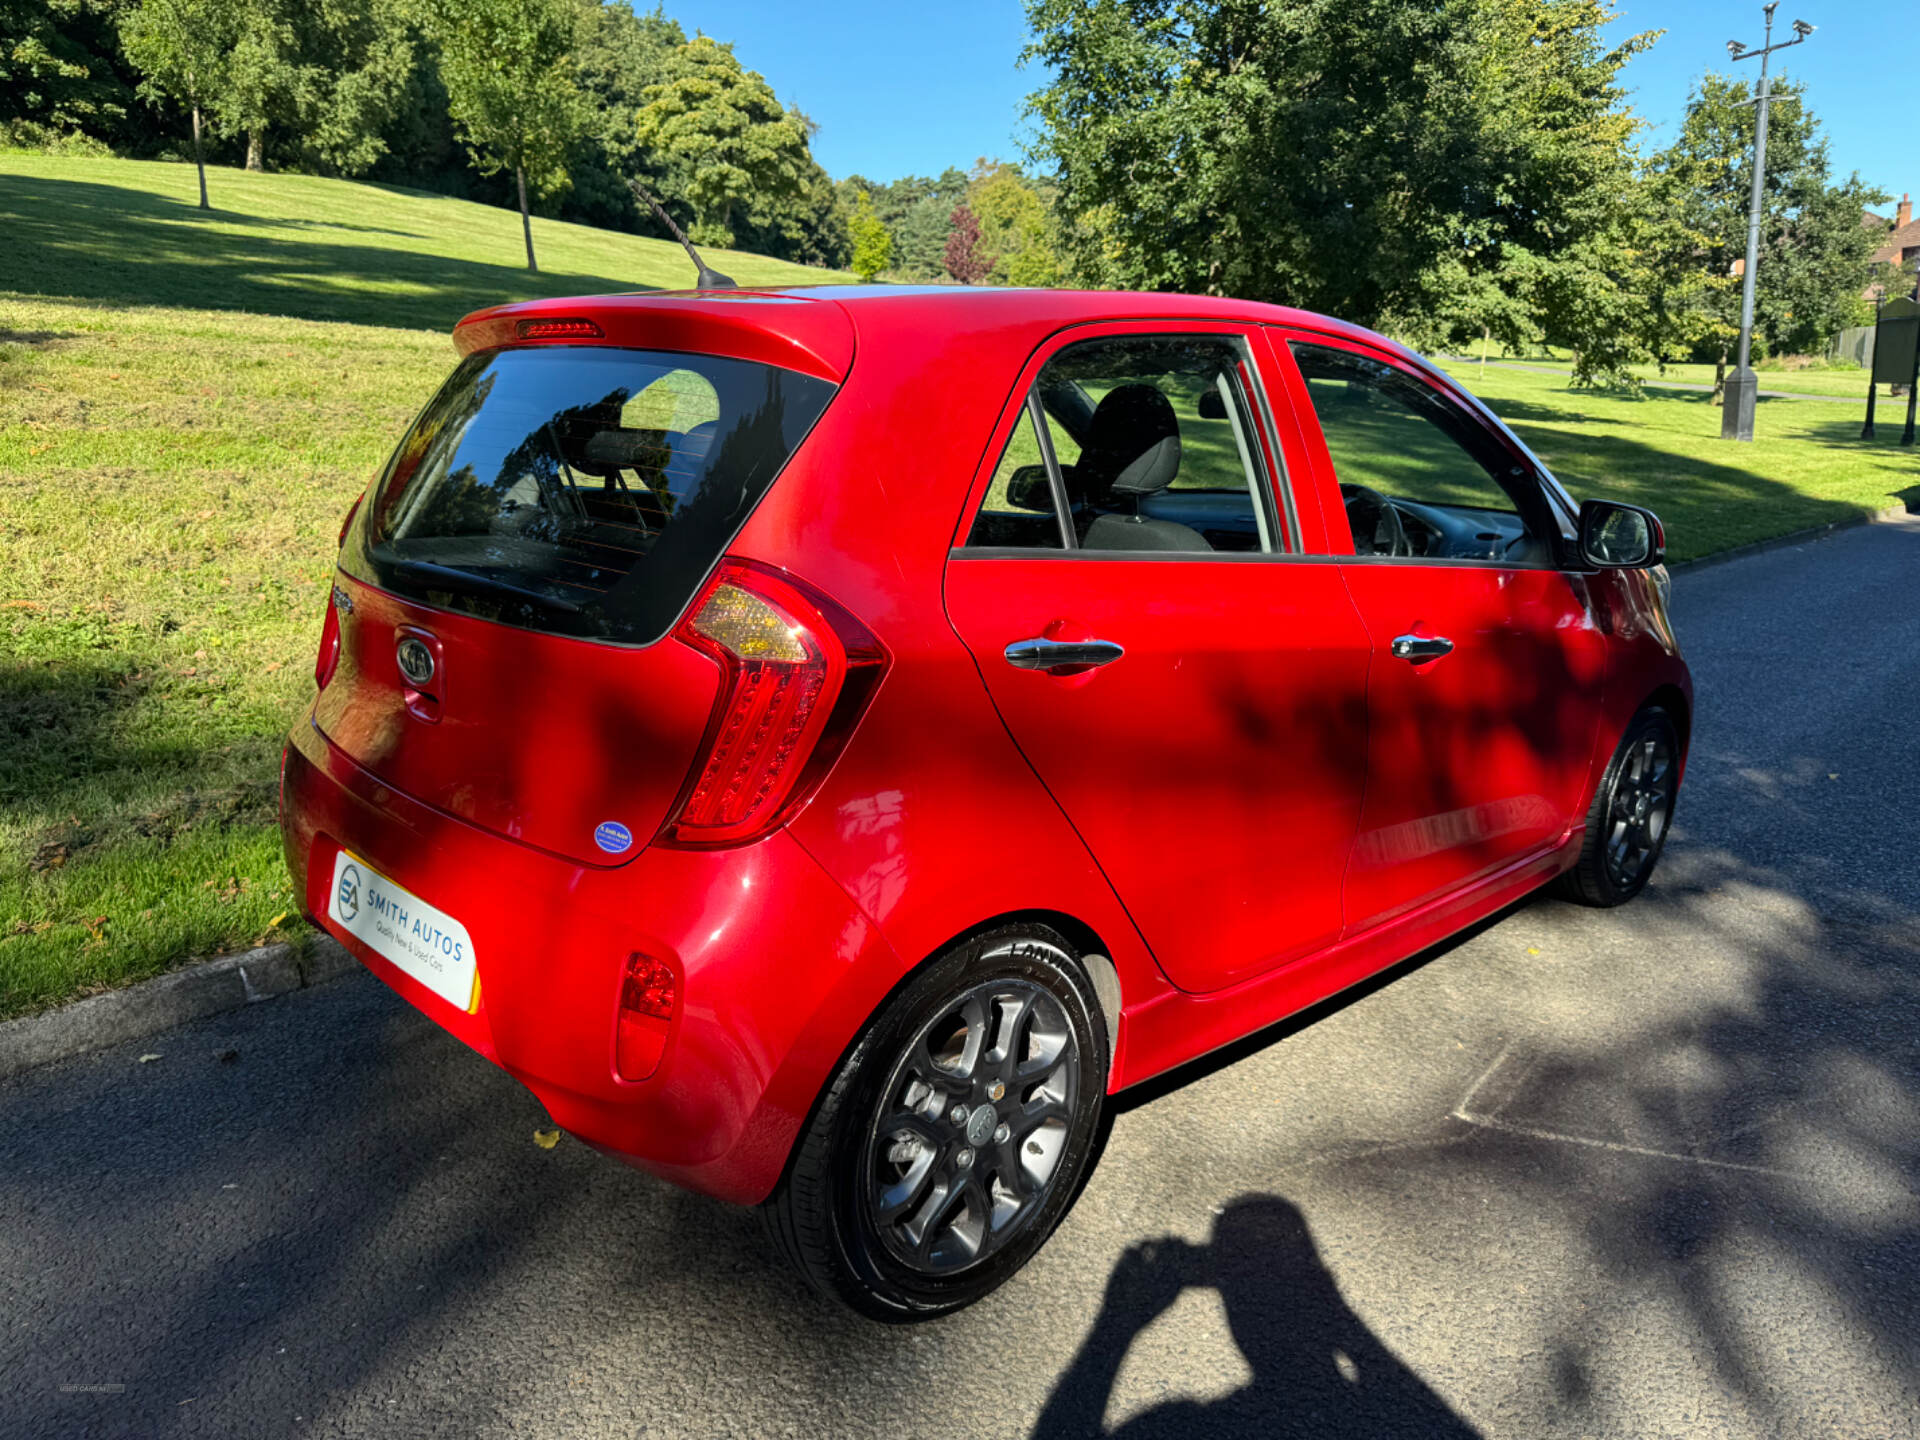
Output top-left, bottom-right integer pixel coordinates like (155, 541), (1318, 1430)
(0, 152), (850, 330)
(1437, 361), (1919, 555)
(1, 154), (1916, 1021)
(1453, 346), (1879, 401)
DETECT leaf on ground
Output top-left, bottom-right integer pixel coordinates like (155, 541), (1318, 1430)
(138, 1054), (162, 1064)
(532, 1128), (560, 1150)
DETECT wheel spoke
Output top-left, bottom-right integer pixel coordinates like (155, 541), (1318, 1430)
(956, 993), (990, 1080)
(873, 1146), (938, 1225)
(1013, 1093), (1069, 1140)
(910, 1174), (969, 1258)
(989, 991), (1034, 1080)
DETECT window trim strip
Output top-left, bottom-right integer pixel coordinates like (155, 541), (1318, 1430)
(1026, 387), (1079, 550)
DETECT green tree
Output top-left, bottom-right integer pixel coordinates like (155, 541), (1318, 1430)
(565, 0), (685, 231)
(1648, 72), (1887, 394)
(3, 0), (132, 134)
(285, 0), (419, 178)
(838, 168), (968, 279)
(430, 0), (584, 272)
(220, 1), (306, 171)
(633, 34), (809, 247)
(120, 0), (242, 208)
(966, 160), (1062, 287)
(849, 188), (892, 281)
(1024, 0), (1656, 379)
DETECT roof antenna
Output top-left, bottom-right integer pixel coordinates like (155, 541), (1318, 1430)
(628, 179), (737, 291)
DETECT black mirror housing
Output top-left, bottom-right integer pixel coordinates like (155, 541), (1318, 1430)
(1578, 499), (1665, 569)
(1005, 464), (1056, 513)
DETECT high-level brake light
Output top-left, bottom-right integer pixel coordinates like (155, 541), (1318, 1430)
(515, 318), (604, 341)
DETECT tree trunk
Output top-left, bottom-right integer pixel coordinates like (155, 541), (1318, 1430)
(1712, 349), (1728, 406)
(191, 104), (209, 210)
(246, 130), (264, 172)
(517, 166), (536, 273)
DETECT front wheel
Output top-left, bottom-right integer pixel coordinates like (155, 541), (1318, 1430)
(764, 925), (1108, 1321)
(1556, 704), (1681, 907)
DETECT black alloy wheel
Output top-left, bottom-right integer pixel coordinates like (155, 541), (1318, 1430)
(765, 925), (1107, 1321)
(1557, 705), (1682, 907)
(862, 977), (1078, 1274)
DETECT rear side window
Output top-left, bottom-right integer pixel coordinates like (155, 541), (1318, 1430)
(341, 346), (835, 644)
(964, 334), (1281, 554)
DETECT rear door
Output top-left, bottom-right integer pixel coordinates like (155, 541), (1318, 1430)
(943, 324), (1372, 994)
(1273, 335), (1607, 931)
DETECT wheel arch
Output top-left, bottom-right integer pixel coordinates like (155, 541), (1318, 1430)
(760, 906), (1127, 1203)
(1645, 682), (1691, 752)
(916, 909), (1124, 1072)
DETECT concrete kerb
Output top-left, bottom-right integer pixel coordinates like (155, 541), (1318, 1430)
(0, 936), (358, 1083)
(1668, 501), (1913, 575)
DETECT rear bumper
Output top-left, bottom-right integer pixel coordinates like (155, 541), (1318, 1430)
(280, 718), (901, 1205)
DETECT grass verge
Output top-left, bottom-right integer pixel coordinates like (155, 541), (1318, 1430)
(2, 296), (448, 1017)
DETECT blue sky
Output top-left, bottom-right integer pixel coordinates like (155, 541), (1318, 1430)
(675, 1), (1910, 207)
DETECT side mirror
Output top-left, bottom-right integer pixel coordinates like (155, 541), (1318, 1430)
(1578, 499), (1665, 569)
(1006, 464), (1056, 513)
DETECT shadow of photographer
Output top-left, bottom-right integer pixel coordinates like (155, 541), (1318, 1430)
(1034, 1195), (1479, 1439)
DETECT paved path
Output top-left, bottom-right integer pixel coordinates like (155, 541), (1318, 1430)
(1441, 355), (1867, 405)
(5, 519), (1920, 1440)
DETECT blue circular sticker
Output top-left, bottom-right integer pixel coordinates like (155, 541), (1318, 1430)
(593, 820), (634, 855)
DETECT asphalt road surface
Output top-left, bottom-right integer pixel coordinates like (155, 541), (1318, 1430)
(6, 516), (1919, 1440)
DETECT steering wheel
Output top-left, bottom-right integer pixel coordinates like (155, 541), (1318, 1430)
(1342, 484), (1412, 558)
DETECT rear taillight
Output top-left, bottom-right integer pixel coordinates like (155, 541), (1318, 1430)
(314, 589), (342, 689)
(658, 559), (888, 848)
(615, 951), (677, 1081)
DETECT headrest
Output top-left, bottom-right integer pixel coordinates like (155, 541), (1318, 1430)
(1077, 384), (1181, 501)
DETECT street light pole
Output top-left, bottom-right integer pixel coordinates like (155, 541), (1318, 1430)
(1722, 4), (1814, 442)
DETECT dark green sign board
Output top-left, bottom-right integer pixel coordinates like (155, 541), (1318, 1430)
(1872, 296), (1920, 385)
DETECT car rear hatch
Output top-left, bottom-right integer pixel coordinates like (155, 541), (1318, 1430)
(313, 300), (852, 866)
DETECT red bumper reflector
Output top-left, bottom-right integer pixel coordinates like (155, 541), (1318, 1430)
(615, 952), (677, 1082)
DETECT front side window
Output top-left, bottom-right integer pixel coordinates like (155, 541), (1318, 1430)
(965, 334), (1281, 554)
(1291, 343), (1552, 566)
(342, 346), (835, 644)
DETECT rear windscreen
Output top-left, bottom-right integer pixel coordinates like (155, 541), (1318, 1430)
(340, 346), (836, 644)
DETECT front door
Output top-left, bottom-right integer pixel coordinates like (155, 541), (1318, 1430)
(1276, 337), (1607, 933)
(944, 327), (1372, 994)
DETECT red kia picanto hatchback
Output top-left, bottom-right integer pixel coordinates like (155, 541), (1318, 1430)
(281, 285), (1690, 1319)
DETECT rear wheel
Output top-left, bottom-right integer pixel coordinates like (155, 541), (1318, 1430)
(1556, 705), (1680, 907)
(764, 925), (1107, 1321)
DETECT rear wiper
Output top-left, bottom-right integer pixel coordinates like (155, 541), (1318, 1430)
(387, 557), (583, 614)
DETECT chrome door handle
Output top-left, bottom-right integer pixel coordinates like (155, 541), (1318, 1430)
(1391, 634), (1454, 662)
(1003, 637), (1126, 673)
